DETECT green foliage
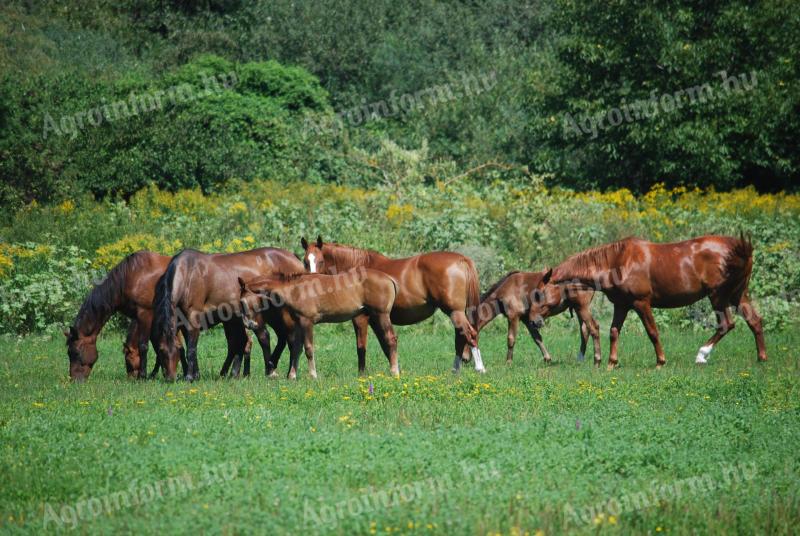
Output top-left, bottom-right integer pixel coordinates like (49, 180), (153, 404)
(522, 0), (800, 191)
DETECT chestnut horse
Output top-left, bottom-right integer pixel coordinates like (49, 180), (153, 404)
(541, 235), (766, 369)
(301, 236), (485, 373)
(238, 268), (400, 378)
(478, 271), (600, 364)
(152, 247), (304, 381)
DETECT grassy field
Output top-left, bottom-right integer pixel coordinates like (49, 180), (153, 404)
(0, 312), (798, 535)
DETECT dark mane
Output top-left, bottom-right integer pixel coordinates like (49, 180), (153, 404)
(71, 251), (148, 336)
(324, 242), (385, 269)
(480, 271), (520, 302)
(555, 238), (635, 280)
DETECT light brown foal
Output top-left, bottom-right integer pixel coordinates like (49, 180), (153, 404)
(301, 236), (485, 373)
(543, 235), (767, 369)
(238, 268), (400, 378)
(478, 271), (600, 365)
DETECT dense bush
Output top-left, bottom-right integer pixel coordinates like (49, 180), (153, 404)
(1, 179), (798, 334)
(0, 54), (342, 209)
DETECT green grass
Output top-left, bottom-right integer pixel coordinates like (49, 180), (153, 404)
(0, 314), (798, 535)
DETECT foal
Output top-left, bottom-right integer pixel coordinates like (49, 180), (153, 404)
(478, 271), (600, 365)
(238, 268), (400, 378)
(542, 235), (767, 369)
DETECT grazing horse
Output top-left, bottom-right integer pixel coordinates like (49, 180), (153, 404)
(300, 236), (485, 373)
(238, 268), (400, 378)
(152, 247), (304, 381)
(65, 251), (184, 381)
(478, 271), (600, 365)
(540, 235), (767, 369)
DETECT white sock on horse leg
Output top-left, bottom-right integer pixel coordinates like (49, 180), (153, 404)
(471, 347), (486, 372)
(577, 351), (585, 361)
(695, 344), (713, 364)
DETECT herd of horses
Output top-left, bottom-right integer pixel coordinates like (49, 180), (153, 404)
(65, 234), (767, 381)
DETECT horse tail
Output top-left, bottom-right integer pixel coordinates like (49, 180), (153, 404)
(152, 255), (179, 351)
(462, 257), (481, 340)
(724, 233), (754, 306)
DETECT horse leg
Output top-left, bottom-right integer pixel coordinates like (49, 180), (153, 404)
(184, 328), (201, 382)
(449, 309), (485, 373)
(608, 304), (629, 369)
(251, 326), (271, 376)
(695, 296), (736, 364)
(524, 320), (551, 364)
(224, 320), (248, 379)
(632, 300), (666, 369)
(219, 324), (236, 378)
(286, 321), (303, 380)
(368, 313), (400, 377)
(123, 319), (141, 378)
(575, 305), (601, 365)
(242, 331), (253, 377)
(737, 293), (768, 362)
(300, 318), (318, 379)
(267, 324), (286, 378)
(353, 315), (370, 376)
(506, 314), (519, 364)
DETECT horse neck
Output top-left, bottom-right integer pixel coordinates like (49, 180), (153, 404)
(553, 244), (626, 287)
(73, 278), (123, 337)
(324, 245), (387, 272)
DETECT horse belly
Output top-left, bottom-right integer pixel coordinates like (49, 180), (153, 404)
(390, 303), (436, 325)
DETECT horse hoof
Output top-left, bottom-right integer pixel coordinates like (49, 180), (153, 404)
(606, 362), (618, 371)
(543, 358), (552, 365)
(655, 363), (665, 370)
(475, 367), (487, 374)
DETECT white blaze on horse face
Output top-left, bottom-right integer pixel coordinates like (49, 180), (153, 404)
(695, 344), (714, 364)
(471, 347), (486, 373)
(307, 253), (317, 273)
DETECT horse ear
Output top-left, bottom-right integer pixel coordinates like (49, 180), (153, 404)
(301, 237), (309, 250)
(316, 235), (323, 248)
(542, 268), (553, 285)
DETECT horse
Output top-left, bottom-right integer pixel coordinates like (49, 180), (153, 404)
(477, 271), (600, 365)
(238, 268), (400, 378)
(65, 251), (268, 381)
(300, 236), (486, 373)
(152, 247), (304, 381)
(65, 251), (183, 381)
(539, 235), (767, 369)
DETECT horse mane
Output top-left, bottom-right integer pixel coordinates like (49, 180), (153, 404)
(324, 243), (385, 269)
(480, 271), (520, 302)
(554, 237), (635, 281)
(71, 251), (146, 336)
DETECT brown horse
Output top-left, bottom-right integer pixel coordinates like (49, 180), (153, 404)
(65, 251), (267, 381)
(477, 271), (600, 364)
(300, 236), (485, 373)
(540, 235), (767, 369)
(65, 251), (180, 381)
(152, 247), (304, 381)
(238, 268), (400, 378)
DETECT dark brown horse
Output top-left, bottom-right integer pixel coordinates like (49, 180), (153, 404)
(239, 268), (400, 378)
(477, 271), (600, 364)
(540, 235), (767, 369)
(65, 251), (180, 381)
(152, 247), (304, 381)
(301, 236), (485, 373)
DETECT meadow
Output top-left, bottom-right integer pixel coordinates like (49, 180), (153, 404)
(0, 313), (798, 535)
